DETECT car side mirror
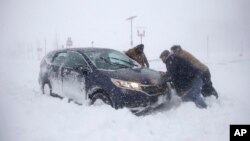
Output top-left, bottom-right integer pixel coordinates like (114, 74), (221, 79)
(81, 67), (91, 74)
(73, 65), (91, 74)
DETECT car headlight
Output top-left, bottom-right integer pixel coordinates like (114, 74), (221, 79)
(111, 78), (142, 91)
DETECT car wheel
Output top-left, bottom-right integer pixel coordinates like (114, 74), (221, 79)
(42, 82), (52, 96)
(90, 92), (112, 106)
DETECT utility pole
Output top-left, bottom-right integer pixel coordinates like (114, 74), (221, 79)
(30, 44), (34, 60)
(206, 35), (209, 58)
(44, 39), (47, 55)
(240, 37), (244, 57)
(66, 37), (73, 48)
(91, 41), (94, 47)
(37, 40), (42, 60)
(137, 26), (146, 44)
(55, 32), (59, 50)
(126, 16), (137, 47)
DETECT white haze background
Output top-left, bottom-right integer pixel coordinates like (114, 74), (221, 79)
(1, 0), (250, 59)
(0, 0), (250, 141)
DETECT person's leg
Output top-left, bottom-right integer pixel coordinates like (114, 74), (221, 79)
(182, 77), (207, 108)
(201, 70), (218, 98)
(159, 74), (172, 100)
(201, 70), (211, 97)
(194, 94), (208, 109)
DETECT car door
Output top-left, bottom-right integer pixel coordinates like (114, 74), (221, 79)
(62, 51), (90, 104)
(50, 52), (67, 96)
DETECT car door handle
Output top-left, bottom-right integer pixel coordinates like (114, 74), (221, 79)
(63, 69), (70, 75)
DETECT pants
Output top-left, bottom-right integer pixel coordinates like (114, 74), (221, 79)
(201, 70), (218, 98)
(159, 74), (172, 100)
(182, 77), (207, 109)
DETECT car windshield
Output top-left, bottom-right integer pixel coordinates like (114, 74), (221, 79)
(84, 49), (140, 70)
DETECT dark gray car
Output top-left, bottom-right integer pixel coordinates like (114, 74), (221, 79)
(39, 48), (170, 113)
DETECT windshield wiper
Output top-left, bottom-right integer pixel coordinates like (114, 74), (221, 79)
(108, 57), (138, 67)
(111, 62), (131, 68)
(100, 57), (130, 69)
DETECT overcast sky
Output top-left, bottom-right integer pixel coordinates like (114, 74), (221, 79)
(0, 0), (250, 58)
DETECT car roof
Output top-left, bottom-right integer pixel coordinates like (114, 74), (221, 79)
(52, 47), (116, 53)
(44, 47), (118, 61)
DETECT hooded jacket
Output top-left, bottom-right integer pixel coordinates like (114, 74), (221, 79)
(125, 47), (149, 68)
(177, 50), (208, 72)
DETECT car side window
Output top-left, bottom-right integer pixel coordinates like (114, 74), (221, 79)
(65, 51), (88, 68)
(45, 51), (56, 64)
(52, 52), (67, 66)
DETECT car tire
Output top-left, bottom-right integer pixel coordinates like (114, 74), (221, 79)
(90, 92), (112, 107)
(42, 82), (52, 96)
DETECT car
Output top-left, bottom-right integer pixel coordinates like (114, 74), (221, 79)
(39, 47), (170, 113)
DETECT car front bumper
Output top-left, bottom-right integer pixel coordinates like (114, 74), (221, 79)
(111, 87), (169, 111)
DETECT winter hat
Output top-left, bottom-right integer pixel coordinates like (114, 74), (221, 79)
(135, 44), (144, 54)
(159, 50), (170, 58)
(136, 44), (144, 49)
(170, 45), (182, 52)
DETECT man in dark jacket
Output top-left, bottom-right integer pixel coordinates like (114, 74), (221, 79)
(171, 45), (218, 99)
(160, 50), (207, 108)
(125, 44), (149, 68)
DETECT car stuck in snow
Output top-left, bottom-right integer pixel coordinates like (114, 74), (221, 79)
(39, 48), (170, 113)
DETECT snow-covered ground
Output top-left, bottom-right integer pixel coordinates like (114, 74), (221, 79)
(0, 54), (250, 141)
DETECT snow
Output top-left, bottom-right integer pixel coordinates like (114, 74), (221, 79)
(1, 54), (250, 141)
(1, 0), (249, 140)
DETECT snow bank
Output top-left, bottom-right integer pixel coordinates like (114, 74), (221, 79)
(0, 55), (250, 141)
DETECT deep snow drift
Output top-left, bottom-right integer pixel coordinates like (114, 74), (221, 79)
(0, 54), (250, 141)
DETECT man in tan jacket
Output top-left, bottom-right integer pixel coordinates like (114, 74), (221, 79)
(125, 44), (149, 68)
(171, 45), (218, 99)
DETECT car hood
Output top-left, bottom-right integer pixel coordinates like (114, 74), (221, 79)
(100, 68), (162, 85)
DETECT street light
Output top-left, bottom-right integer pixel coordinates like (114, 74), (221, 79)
(66, 37), (73, 48)
(137, 26), (146, 44)
(126, 16), (137, 47)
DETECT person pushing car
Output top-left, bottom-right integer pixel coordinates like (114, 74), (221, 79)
(125, 44), (149, 68)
